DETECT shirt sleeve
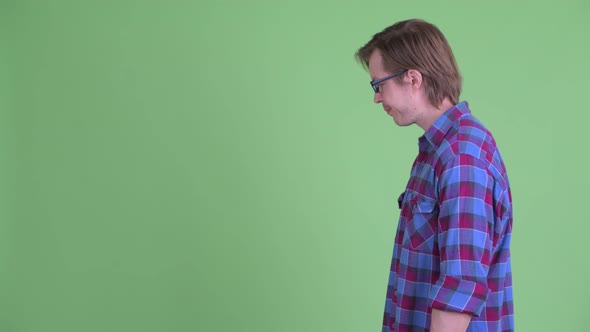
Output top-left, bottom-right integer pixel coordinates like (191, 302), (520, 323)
(428, 153), (493, 316)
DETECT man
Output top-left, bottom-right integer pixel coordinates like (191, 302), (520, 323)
(355, 19), (514, 332)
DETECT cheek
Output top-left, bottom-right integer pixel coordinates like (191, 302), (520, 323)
(383, 96), (398, 109)
(381, 92), (393, 104)
(382, 89), (398, 104)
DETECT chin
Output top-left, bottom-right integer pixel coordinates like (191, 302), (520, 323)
(393, 118), (412, 127)
(391, 116), (404, 125)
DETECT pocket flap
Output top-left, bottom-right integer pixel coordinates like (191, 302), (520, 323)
(397, 192), (406, 209)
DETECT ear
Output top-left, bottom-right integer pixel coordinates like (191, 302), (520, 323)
(405, 69), (423, 89)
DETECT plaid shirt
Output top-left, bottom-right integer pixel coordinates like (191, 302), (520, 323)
(383, 101), (514, 332)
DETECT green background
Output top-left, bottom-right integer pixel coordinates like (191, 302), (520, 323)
(2, 1), (589, 331)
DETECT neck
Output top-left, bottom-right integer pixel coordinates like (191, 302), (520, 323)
(417, 98), (455, 131)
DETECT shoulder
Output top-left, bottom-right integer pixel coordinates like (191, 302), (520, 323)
(434, 114), (509, 188)
(438, 114), (497, 159)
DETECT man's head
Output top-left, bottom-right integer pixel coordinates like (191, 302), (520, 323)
(356, 19), (462, 128)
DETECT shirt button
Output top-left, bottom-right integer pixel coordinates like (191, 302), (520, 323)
(394, 290), (398, 296)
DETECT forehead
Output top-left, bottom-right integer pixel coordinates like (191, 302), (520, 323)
(368, 49), (387, 79)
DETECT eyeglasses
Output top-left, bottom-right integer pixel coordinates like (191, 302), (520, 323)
(370, 69), (408, 93)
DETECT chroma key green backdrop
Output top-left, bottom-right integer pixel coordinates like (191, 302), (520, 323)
(1, 1), (589, 331)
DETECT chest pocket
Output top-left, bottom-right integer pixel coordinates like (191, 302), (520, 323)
(402, 192), (438, 252)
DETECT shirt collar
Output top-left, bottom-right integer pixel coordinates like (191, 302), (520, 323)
(419, 101), (471, 152)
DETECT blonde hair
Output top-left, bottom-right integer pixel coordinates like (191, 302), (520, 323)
(356, 19), (462, 106)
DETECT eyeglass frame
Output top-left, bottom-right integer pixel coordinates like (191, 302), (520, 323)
(370, 69), (408, 93)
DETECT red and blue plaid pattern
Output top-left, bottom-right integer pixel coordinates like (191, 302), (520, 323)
(383, 101), (514, 331)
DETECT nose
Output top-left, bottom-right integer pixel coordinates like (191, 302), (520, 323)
(374, 92), (382, 104)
